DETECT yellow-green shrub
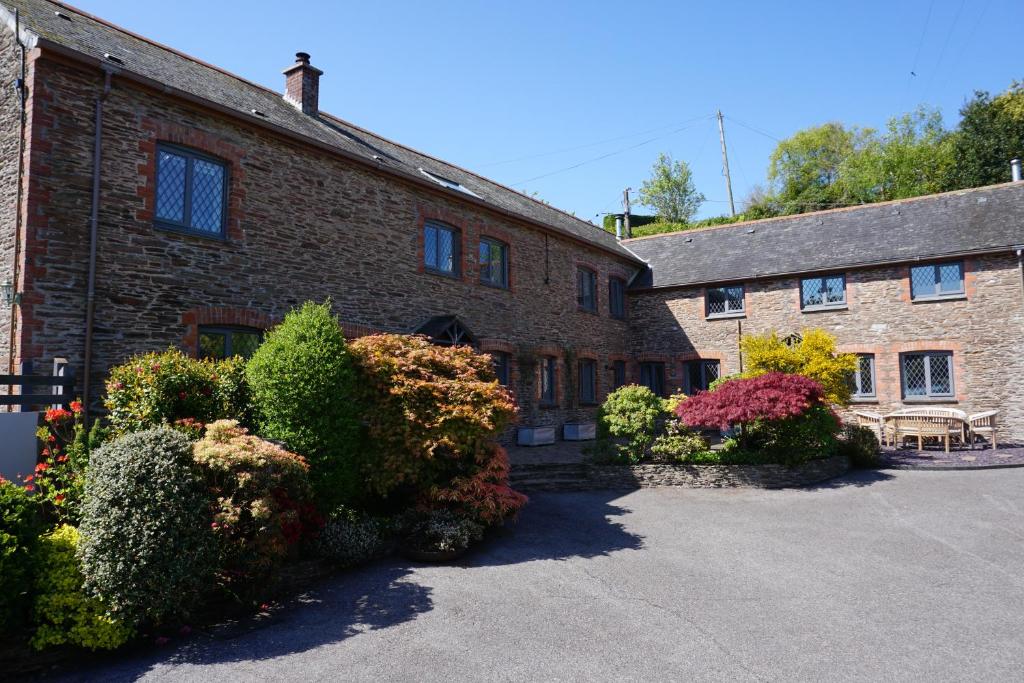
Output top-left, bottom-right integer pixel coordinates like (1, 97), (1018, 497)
(31, 525), (133, 651)
(740, 329), (857, 405)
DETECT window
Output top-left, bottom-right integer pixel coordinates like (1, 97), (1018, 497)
(706, 285), (745, 317)
(155, 144), (229, 237)
(492, 352), (510, 386)
(418, 168), (480, 198)
(577, 268), (597, 312)
(850, 354), (876, 399)
(684, 360), (720, 394)
(479, 238), (509, 288)
(910, 262), (964, 300)
(198, 326), (262, 360)
(801, 275), (846, 309)
(540, 356), (557, 405)
(612, 360), (627, 390)
(639, 362), (665, 397)
(424, 222), (460, 276)
(578, 359), (597, 404)
(609, 277), (626, 320)
(901, 352), (954, 399)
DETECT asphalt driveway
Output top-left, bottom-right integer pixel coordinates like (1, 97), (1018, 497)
(52, 469), (1024, 682)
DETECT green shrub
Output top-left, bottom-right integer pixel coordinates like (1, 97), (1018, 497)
(246, 301), (361, 510)
(740, 329), (858, 405)
(33, 403), (105, 526)
(104, 348), (251, 435)
(596, 385), (664, 463)
(1, 479), (42, 635)
(349, 334), (523, 523)
(744, 404), (840, 465)
(314, 506), (385, 567)
(837, 424), (881, 468)
(78, 428), (215, 627)
(193, 420), (319, 589)
(31, 525), (133, 651)
(650, 417), (710, 462)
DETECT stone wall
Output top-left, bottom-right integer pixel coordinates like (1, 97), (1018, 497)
(14, 52), (640, 431)
(511, 455), (851, 491)
(0, 29), (20, 378)
(628, 255), (1024, 442)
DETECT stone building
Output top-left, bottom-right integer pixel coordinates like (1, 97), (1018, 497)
(2, 0), (1023, 441)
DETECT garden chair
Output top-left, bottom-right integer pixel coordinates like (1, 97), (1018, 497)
(889, 414), (966, 453)
(968, 411), (999, 450)
(853, 411), (886, 445)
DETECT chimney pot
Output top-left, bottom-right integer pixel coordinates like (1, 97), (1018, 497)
(283, 52), (323, 116)
(1012, 158), (1022, 183)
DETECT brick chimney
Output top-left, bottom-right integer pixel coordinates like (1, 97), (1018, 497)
(283, 52), (322, 116)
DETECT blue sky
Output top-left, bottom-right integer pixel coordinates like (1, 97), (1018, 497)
(81, 0), (1022, 223)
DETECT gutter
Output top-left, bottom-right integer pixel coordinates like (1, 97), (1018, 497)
(630, 246), (1024, 293)
(81, 69), (112, 423)
(30, 38), (644, 268)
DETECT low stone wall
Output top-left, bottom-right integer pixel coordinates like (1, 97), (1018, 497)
(511, 455), (851, 492)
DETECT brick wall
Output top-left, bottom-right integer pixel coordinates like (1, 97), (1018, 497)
(17, 52), (638, 432)
(0, 30), (20, 377)
(629, 255), (1024, 442)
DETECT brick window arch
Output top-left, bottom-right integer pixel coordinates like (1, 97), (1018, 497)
(182, 307), (275, 357)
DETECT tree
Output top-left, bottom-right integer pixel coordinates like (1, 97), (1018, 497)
(639, 153), (705, 223)
(739, 328), (857, 405)
(841, 107), (953, 203)
(946, 82), (1024, 189)
(767, 122), (862, 214)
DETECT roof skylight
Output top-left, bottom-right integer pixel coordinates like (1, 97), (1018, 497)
(418, 168), (479, 198)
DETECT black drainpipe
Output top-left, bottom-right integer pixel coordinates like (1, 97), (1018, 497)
(82, 71), (112, 423)
(6, 9), (26, 398)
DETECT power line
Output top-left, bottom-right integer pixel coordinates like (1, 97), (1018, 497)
(906, 0), (935, 93)
(923, 0), (966, 100)
(511, 115), (714, 186)
(482, 114), (714, 168)
(724, 115), (781, 142)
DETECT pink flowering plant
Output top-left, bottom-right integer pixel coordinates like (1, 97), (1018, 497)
(676, 372), (839, 465)
(33, 400), (105, 525)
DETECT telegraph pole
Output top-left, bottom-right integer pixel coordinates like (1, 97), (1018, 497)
(622, 187), (632, 238)
(716, 110), (736, 217)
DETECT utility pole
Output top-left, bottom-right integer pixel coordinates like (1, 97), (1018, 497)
(622, 187), (632, 238)
(717, 110), (736, 217)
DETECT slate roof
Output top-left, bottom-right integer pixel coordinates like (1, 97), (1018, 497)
(0, 0), (640, 263)
(627, 183), (1024, 289)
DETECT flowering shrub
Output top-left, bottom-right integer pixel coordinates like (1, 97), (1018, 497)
(78, 428), (216, 627)
(104, 349), (251, 436)
(314, 506), (386, 568)
(677, 373), (839, 464)
(650, 419), (709, 462)
(31, 525), (133, 651)
(193, 420), (319, 589)
(245, 301), (361, 510)
(595, 385), (665, 463)
(740, 329), (858, 405)
(349, 334), (520, 519)
(33, 401), (106, 525)
(403, 510), (485, 554)
(1, 478), (42, 635)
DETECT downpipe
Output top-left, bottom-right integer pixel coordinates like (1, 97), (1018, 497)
(6, 9), (26, 403)
(82, 70), (112, 423)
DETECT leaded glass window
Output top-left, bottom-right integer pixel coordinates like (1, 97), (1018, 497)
(706, 285), (744, 317)
(910, 262), (964, 300)
(609, 277), (626, 319)
(155, 144), (227, 237)
(640, 362), (665, 397)
(198, 326), (262, 360)
(540, 356), (557, 405)
(577, 268), (597, 312)
(684, 360), (720, 394)
(578, 359), (597, 404)
(424, 222), (459, 275)
(801, 275), (846, 309)
(479, 238), (508, 288)
(492, 352), (510, 386)
(901, 352), (954, 399)
(851, 354), (876, 399)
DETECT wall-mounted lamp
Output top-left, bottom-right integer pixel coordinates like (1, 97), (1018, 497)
(1, 279), (21, 306)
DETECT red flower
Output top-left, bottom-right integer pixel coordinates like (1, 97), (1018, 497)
(54, 494), (65, 504)
(113, 381), (125, 390)
(151, 363), (161, 372)
(41, 448), (50, 457)
(57, 455), (68, 463)
(44, 408), (72, 423)
(178, 391), (188, 400)
(35, 463), (49, 472)
(23, 484), (34, 492)
(23, 474), (33, 483)
(70, 400), (83, 413)
(47, 434), (56, 443)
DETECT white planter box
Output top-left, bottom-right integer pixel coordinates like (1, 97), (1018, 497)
(517, 426), (556, 446)
(563, 422), (597, 441)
